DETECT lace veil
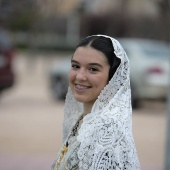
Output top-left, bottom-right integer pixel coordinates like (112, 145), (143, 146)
(62, 35), (140, 169)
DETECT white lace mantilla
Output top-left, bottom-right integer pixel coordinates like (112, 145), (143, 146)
(63, 35), (140, 170)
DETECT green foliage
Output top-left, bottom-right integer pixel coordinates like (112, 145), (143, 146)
(0, 0), (40, 31)
(9, 11), (36, 31)
(9, 11), (35, 31)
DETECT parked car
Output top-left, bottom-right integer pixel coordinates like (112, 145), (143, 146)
(49, 58), (70, 100)
(0, 29), (15, 94)
(49, 38), (170, 108)
(119, 38), (170, 107)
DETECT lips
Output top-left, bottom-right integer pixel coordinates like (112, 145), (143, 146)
(75, 84), (91, 90)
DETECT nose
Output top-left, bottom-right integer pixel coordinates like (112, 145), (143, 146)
(76, 69), (87, 81)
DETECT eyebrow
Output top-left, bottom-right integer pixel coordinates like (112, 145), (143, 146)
(71, 59), (103, 68)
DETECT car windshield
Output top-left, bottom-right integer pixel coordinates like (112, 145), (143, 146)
(141, 42), (170, 59)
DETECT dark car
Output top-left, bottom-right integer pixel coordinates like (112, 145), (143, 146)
(0, 29), (15, 94)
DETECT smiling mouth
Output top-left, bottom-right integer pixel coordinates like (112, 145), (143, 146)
(75, 84), (91, 90)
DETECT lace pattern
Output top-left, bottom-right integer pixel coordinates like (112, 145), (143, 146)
(62, 35), (140, 170)
(51, 134), (80, 170)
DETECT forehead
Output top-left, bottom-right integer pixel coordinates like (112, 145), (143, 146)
(72, 46), (108, 64)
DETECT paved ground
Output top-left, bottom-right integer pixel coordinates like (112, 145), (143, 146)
(0, 52), (168, 170)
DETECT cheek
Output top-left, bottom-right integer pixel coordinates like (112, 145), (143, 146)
(69, 70), (75, 83)
(97, 73), (109, 89)
(68, 72), (71, 82)
(93, 75), (108, 88)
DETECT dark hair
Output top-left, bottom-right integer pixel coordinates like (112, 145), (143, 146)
(76, 36), (121, 81)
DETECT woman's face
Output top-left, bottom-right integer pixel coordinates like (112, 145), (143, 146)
(69, 46), (110, 105)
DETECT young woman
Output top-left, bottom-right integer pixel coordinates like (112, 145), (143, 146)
(51, 35), (140, 170)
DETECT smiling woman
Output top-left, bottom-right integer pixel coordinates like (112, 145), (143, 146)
(51, 35), (140, 170)
(69, 46), (110, 109)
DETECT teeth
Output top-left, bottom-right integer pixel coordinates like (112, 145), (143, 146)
(76, 84), (89, 90)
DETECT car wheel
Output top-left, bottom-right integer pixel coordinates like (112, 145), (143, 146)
(131, 97), (139, 109)
(51, 76), (67, 100)
(131, 82), (139, 109)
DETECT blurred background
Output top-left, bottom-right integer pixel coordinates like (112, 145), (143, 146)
(0, 0), (170, 170)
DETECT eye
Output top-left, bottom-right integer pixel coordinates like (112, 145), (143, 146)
(89, 67), (98, 72)
(71, 64), (79, 69)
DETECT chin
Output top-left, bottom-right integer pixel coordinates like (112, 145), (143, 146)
(73, 94), (87, 103)
(74, 95), (86, 103)
(74, 95), (96, 106)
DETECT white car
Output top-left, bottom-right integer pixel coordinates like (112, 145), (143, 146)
(49, 38), (170, 108)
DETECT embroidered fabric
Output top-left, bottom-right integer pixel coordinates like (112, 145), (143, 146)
(51, 132), (80, 170)
(52, 114), (84, 170)
(62, 35), (140, 170)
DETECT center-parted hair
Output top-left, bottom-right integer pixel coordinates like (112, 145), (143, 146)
(76, 36), (121, 81)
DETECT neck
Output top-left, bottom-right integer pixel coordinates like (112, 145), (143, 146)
(83, 103), (93, 115)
